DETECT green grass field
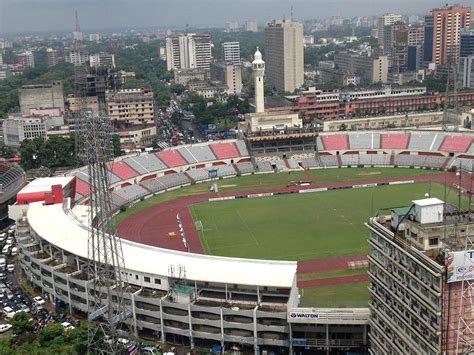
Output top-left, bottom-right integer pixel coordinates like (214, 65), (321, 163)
(190, 182), (468, 260)
(115, 167), (440, 225)
(300, 281), (370, 308)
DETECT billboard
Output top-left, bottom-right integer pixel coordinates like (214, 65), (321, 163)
(446, 250), (474, 283)
(288, 309), (320, 323)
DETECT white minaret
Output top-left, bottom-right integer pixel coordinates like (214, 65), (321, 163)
(252, 47), (265, 113)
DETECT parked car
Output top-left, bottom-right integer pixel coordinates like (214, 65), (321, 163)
(0, 324), (12, 333)
(33, 296), (45, 305)
(61, 321), (75, 330)
(6, 265), (14, 273)
(4, 290), (13, 300)
(10, 247), (17, 256)
(2, 307), (16, 319)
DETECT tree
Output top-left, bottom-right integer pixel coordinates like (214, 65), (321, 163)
(38, 323), (64, 347)
(112, 134), (122, 157)
(338, 123), (348, 131)
(10, 311), (34, 337)
(0, 141), (14, 159)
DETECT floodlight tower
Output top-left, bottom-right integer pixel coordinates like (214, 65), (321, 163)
(72, 12), (132, 354)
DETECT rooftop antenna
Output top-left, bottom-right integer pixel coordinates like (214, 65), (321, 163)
(291, 5), (294, 21)
(75, 10), (81, 34)
(185, 23), (189, 35)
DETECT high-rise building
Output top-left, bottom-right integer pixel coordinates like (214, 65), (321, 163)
(89, 53), (116, 69)
(210, 62), (242, 95)
(245, 20), (258, 32)
(105, 88), (155, 127)
(461, 29), (474, 58)
(225, 21), (240, 33)
(46, 48), (60, 67)
(430, 5), (471, 64)
(165, 34), (212, 71)
(19, 81), (65, 114)
(16, 51), (35, 68)
(0, 52), (3, 66)
(382, 21), (408, 70)
(367, 197), (474, 354)
(264, 19), (304, 93)
(408, 25), (424, 46)
(66, 50), (88, 66)
(377, 13), (402, 46)
(459, 55), (474, 87)
(423, 15), (434, 62)
(334, 52), (388, 85)
(222, 42), (241, 65)
(89, 33), (100, 42)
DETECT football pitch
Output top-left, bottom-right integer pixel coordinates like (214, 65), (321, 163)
(189, 182), (467, 261)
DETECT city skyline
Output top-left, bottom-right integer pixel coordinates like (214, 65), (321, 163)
(1, 0), (474, 34)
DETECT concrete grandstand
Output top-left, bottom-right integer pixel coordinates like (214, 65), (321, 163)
(9, 131), (474, 353)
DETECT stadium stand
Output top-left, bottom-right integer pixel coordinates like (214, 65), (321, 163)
(235, 140), (250, 157)
(341, 154), (359, 166)
(273, 159), (287, 171)
(110, 192), (128, 209)
(210, 142), (240, 160)
(180, 145), (216, 164)
(216, 165), (237, 177)
(75, 178), (91, 196)
(440, 135), (473, 153)
(381, 133), (409, 149)
(255, 161), (273, 172)
(319, 155), (338, 167)
(106, 161), (139, 180)
(155, 150), (187, 167)
(301, 157), (319, 169)
(108, 171), (122, 185)
(369, 154), (391, 166)
(286, 158), (301, 170)
(371, 132), (381, 149)
(467, 144), (474, 154)
(394, 154), (426, 167)
(451, 157), (474, 171)
(423, 156), (447, 168)
(156, 173), (191, 189)
(430, 133), (445, 151)
(316, 136), (325, 151)
(348, 132), (372, 149)
(140, 179), (166, 193)
(125, 154), (168, 174)
(321, 134), (348, 150)
(186, 168), (210, 182)
(115, 184), (148, 202)
(408, 132), (437, 151)
(235, 161), (255, 174)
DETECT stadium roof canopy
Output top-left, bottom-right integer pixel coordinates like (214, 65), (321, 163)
(27, 200), (297, 288)
(18, 177), (74, 195)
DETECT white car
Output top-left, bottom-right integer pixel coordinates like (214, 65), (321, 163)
(61, 322), (75, 330)
(0, 324), (12, 333)
(10, 247), (17, 256)
(2, 307), (16, 319)
(6, 264), (14, 273)
(33, 296), (45, 305)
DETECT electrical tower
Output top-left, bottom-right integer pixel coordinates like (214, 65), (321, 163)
(442, 57), (460, 130)
(72, 12), (132, 354)
(456, 166), (474, 354)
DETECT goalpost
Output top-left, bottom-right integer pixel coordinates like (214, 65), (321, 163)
(195, 220), (203, 231)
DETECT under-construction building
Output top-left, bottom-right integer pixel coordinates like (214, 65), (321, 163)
(367, 195), (474, 354)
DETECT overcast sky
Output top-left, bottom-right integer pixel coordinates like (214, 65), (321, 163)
(1, 0), (473, 34)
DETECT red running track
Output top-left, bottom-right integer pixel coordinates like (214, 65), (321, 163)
(116, 171), (471, 273)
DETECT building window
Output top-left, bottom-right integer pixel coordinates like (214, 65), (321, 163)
(154, 278), (161, 285)
(144, 276), (150, 283)
(429, 238), (439, 246)
(135, 275), (139, 280)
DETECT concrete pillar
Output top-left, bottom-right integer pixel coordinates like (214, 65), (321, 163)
(159, 298), (165, 343)
(253, 306), (259, 355)
(220, 307), (225, 350)
(131, 291), (138, 337)
(326, 324), (330, 355)
(188, 303), (194, 349)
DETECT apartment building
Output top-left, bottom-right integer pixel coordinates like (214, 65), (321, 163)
(165, 34), (212, 71)
(105, 88), (155, 127)
(223, 42), (241, 65)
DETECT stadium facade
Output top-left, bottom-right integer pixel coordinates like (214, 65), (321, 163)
(10, 131), (474, 353)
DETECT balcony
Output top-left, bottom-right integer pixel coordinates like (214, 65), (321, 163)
(223, 315), (253, 324)
(191, 311), (220, 321)
(55, 265), (78, 275)
(192, 324), (221, 334)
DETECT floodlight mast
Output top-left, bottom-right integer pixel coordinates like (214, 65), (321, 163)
(72, 11), (132, 354)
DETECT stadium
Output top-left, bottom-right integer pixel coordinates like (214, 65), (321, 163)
(10, 130), (474, 353)
(0, 163), (26, 228)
